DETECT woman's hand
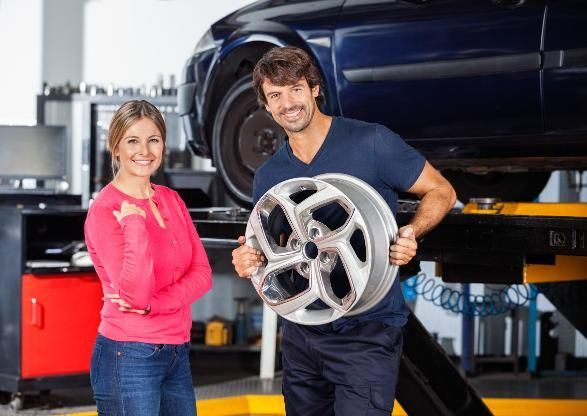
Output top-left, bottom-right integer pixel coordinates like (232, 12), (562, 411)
(104, 293), (150, 315)
(113, 200), (146, 222)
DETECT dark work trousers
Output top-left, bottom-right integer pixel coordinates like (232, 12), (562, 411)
(281, 320), (403, 416)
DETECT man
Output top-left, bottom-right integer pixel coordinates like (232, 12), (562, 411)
(232, 46), (456, 416)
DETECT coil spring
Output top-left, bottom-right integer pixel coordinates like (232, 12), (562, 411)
(402, 272), (538, 316)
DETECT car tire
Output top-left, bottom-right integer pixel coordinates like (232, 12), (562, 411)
(212, 74), (286, 206)
(443, 171), (551, 203)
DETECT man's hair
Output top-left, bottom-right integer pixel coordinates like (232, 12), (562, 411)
(252, 46), (324, 105)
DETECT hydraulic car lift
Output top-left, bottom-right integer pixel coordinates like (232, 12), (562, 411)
(191, 201), (587, 416)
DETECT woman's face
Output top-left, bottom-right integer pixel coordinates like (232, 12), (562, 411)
(114, 117), (164, 179)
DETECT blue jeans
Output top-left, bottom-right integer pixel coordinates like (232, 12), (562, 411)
(90, 334), (196, 416)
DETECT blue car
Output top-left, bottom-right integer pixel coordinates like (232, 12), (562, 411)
(178, 0), (587, 205)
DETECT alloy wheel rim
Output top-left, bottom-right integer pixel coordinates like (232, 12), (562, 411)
(245, 174), (398, 325)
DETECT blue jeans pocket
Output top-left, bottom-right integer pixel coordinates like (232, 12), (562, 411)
(122, 342), (162, 359)
(90, 343), (102, 386)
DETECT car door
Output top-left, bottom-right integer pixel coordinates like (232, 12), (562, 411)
(543, 0), (587, 133)
(333, 0), (546, 144)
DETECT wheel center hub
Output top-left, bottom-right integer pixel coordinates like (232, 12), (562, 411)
(239, 110), (284, 172)
(303, 241), (319, 260)
(257, 128), (278, 154)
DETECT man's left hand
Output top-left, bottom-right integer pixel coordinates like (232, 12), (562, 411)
(389, 226), (417, 266)
(104, 293), (150, 315)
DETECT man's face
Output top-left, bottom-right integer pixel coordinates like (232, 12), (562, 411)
(262, 78), (320, 134)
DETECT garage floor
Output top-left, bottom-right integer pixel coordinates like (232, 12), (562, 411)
(1, 373), (586, 415)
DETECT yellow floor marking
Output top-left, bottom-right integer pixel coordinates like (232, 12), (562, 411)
(60, 396), (587, 416)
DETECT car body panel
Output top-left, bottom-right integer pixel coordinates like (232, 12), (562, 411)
(543, 0), (587, 133)
(334, 0), (545, 142)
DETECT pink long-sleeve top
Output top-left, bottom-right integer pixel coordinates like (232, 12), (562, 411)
(84, 183), (212, 344)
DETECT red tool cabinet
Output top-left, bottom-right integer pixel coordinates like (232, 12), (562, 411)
(21, 273), (101, 378)
(0, 206), (101, 397)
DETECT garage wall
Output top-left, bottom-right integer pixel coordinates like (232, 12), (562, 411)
(42, 0), (85, 86)
(0, 0), (43, 125)
(83, 0), (255, 87)
(0, 0), (256, 124)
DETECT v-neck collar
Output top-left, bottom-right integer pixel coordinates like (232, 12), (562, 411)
(286, 117), (338, 168)
(108, 183), (168, 229)
(108, 182), (160, 206)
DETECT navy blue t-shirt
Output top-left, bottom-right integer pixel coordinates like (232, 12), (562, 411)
(252, 117), (425, 332)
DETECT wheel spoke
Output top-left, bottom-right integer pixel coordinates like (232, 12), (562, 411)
(248, 212), (281, 262)
(271, 285), (320, 317)
(333, 241), (369, 298)
(314, 209), (361, 250)
(312, 262), (351, 312)
(267, 192), (308, 241)
(262, 251), (306, 278)
(294, 185), (348, 219)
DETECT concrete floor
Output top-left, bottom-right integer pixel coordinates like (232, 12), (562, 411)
(1, 372), (586, 415)
(1, 346), (586, 415)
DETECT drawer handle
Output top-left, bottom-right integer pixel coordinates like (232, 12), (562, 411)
(31, 298), (44, 329)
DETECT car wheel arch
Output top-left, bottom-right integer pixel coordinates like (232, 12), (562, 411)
(202, 35), (330, 154)
(202, 40), (284, 153)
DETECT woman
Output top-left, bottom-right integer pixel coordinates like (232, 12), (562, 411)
(84, 100), (212, 415)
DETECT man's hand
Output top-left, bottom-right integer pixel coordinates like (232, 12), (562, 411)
(389, 226), (417, 266)
(104, 293), (150, 315)
(232, 236), (265, 278)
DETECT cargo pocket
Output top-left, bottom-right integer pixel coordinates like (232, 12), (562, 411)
(367, 384), (395, 416)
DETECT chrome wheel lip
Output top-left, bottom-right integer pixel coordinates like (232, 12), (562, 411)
(246, 174), (398, 325)
(316, 174), (398, 315)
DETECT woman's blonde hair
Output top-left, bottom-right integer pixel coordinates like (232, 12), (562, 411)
(108, 100), (166, 175)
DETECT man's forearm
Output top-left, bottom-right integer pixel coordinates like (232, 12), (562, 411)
(409, 186), (455, 238)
